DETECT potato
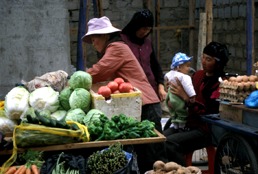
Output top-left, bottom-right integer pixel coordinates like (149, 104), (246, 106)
(153, 160), (166, 171)
(164, 162), (181, 172)
(186, 166), (200, 173)
(177, 167), (191, 174)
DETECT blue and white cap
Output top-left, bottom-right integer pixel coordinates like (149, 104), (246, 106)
(171, 52), (192, 69)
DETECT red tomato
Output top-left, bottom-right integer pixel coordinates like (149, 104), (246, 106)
(119, 82), (132, 93)
(107, 81), (119, 92)
(98, 86), (111, 98)
(114, 77), (125, 86)
(113, 90), (120, 94)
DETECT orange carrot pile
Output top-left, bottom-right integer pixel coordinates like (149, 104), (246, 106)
(4, 164), (40, 174)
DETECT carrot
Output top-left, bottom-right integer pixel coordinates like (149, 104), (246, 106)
(30, 165), (38, 174)
(25, 167), (31, 174)
(14, 165), (26, 174)
(5, 166), (17, 174)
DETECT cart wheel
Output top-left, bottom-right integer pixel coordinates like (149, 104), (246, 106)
(214, 133), (258, 174)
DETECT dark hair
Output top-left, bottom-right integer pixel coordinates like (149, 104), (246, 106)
(121, 9), (154, 44)
(203, 41), (231, 77)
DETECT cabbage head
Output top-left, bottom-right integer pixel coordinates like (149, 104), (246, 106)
(59, 86), (73, 111)
(65, 108), (85, 124)
(5, 86), (30, 120)
(29, 86), (59, 113)
(83, 109), (104, 126)
(51, 110), (67, 121)
(69, 88), (91, 112)
(68, 71), (92, 90)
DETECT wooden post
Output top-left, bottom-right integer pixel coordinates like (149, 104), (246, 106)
(205, 0), (213, 43)
(189, 0), (195, 66)
(155, 0), (160, 60)
(246, 0), (255, 75)
(143, 0), (151, 9)
(197, 13), (207, 70)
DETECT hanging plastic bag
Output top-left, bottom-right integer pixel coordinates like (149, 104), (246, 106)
(244, 90), (258, 108)
(0, 121), (89, 174)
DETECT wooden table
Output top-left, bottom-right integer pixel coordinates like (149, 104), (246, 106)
(0, 129), (166, 155)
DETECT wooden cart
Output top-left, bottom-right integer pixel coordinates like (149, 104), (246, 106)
(202, 103), (258, 174)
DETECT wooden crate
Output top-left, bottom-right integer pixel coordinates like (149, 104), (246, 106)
(219, 103), (243, 123)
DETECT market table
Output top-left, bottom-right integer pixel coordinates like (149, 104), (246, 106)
(0, 129), (166, 155)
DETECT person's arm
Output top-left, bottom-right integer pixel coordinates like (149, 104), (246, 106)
(87, 43), (124, 83)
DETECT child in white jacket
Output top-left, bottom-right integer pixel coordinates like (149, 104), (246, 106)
(165, 52), (196, 131)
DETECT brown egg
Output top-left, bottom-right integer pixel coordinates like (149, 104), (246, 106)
(235, 76), (243, 83)
(249, 75), (257, 82)
(237, 83), (244, 91)
(242, 75), (249, 82)
(244, 81), (251, 91)
(229, 76), (236, 82)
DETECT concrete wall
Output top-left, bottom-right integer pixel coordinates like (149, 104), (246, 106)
(0, 0), (71, 99)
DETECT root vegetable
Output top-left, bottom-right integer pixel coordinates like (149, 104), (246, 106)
(25, 167), (31, 174)
(164, 162), (181, 172)
(5, 166), (17, 174)
(153, 160), (165, 171)
(177, 167), (191, 174)
(186, 166), (200, 173)
(14, 165), (26, 174)
(30, 165), (39, 174)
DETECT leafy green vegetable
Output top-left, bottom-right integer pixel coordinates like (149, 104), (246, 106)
(69, 88), (91, 112)
(51, 110), (67, 121)
(65, 108), (85, 124)
(83, 109), (104, 126)
(88, 114), (158, 141)
(59, 86), (73, 111)
(19, 149), (44, 168)
(29, 86), (60, 113)
(5, 86), (30, 120)
(68, 71), (92, 90)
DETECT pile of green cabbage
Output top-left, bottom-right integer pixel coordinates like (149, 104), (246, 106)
(4, 71), (93, 124)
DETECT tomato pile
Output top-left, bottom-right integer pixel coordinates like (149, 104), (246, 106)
(97, 78), (134, 99)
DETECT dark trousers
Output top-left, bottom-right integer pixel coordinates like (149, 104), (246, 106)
(133, 103), (168, 174)
(163, 127), (210, 166)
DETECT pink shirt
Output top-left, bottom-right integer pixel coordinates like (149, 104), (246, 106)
(87, 42), (160, 105)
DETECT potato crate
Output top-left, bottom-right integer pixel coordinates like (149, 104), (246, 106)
(90, 82), (142, 121)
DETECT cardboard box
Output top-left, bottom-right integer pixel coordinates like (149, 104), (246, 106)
(90, 82), (142, 121)
(219, 103), (243, 123)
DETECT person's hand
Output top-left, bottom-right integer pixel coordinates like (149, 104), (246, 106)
(158, 84), (167, 101)
(169, 78), (189, 102)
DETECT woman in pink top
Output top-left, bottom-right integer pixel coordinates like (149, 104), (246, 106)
(82, 16), (167, 173)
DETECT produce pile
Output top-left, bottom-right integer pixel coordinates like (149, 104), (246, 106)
(85, 113), (158, 141)
(219, 75), (258, 103)
(147, 160), (201, 174)
(86, 143), (131, 174)
(0, 70), (159, 173)
(97, 77), (134, 99)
